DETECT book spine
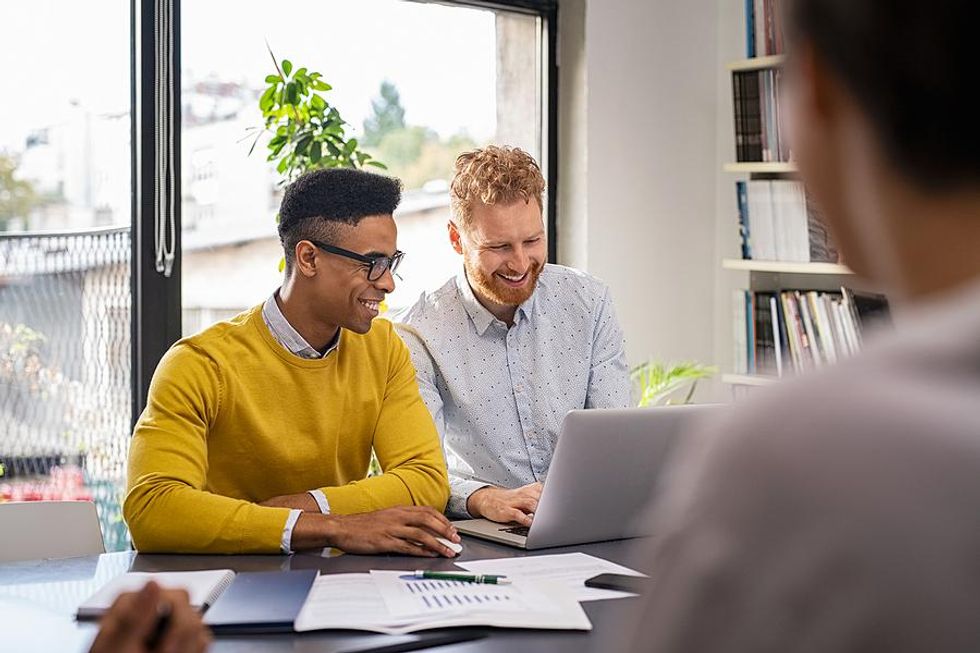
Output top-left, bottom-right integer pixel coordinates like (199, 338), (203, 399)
(754, 0), (767, 56)
(796, 290), (821, 368)
(745, 0), (756, 58)
(781, 291), (804, 372)
(736, 180), (751, 259)
(768, 294), (783, 377)
(747, 291), (757, 374)
(743, 71), (762, 161)
(734, 290), (748, 374)
(759, 70), (770, 162)
(733, 72), (745, 162)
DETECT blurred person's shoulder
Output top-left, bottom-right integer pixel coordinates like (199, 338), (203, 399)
(691, 279), (980, 497)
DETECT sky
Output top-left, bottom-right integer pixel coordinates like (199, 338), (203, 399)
(0, 0), (501, 151)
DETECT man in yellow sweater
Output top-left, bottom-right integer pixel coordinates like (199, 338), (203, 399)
(125, 168), (457, 556)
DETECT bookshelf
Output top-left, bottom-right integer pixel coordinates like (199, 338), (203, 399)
(719, 1), (884, 390)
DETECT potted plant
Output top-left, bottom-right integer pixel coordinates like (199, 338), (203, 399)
(631, 360), (718, 406)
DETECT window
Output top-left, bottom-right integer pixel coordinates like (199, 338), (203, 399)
(0, 1), (132, 550)
(181, 0), (546, 333)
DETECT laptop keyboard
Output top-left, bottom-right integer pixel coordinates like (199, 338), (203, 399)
(500, 525), (530, 536)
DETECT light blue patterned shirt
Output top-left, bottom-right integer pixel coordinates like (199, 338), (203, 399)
(395, 264), (631, 517)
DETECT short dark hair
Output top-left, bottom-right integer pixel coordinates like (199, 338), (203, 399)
(277, 168), (402, 273)
(786, 0), (979, 189)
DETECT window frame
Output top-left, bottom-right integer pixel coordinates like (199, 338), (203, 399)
(131, 0), (558, 419)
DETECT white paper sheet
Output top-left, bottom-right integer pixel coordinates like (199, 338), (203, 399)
(455, 552), (646, 602)
(293, 572), (591, 634)
(370, 570), (564, 618)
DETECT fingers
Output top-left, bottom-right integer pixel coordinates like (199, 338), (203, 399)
(522, 482), (544, 499)
(397, 527), (458, 558)
(156, 588), (210, 653)
(502, 508), (533, 526)
(90, 582), (163, 652)
(511, 496), (539, 515)
(390, 537), (440, 557)
(399, 508), (460, 543)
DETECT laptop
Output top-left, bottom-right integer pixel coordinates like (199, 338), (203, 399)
(453, 404), (716, 550)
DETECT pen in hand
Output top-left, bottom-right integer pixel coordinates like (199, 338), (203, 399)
(145, 600), (172, 650)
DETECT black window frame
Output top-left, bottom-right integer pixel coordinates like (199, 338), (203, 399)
(131, 0), (558, 419)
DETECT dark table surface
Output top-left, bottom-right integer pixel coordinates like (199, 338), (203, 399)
(0, 536), (646, 653)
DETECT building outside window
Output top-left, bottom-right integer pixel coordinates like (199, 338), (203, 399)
(0, 0), (132, 550)
(181, 0), (544, 334)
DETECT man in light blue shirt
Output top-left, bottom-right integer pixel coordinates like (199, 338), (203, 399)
(397, 146), (631, 523)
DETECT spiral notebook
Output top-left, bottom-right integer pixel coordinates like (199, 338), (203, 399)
(76, 569), (236, 620)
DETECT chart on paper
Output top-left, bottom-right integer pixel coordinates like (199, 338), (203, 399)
(370, 571), (552, 618)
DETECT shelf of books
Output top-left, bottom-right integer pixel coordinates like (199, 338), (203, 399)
(722, 0), (890, 390)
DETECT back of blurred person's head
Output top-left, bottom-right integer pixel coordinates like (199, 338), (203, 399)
(781, 0), (980, 294)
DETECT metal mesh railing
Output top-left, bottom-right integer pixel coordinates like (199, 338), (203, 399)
(0, 227), (131, 551)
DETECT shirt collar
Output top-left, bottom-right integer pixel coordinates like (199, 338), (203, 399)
(262, 292), (340, 359)
(454, 267), (538, 336)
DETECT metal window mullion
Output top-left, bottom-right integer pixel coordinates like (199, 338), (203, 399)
(132, 0), (181, 424)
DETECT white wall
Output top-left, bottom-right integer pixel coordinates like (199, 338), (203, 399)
(559, 0), (737, 394)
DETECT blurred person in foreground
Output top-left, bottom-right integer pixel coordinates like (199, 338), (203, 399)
(89, 582), (210, 653)
(609, 0), (980, 651)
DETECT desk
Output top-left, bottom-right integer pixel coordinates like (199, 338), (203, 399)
(0, 536), (644, 652)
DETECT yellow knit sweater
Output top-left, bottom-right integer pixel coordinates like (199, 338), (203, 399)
(124, 305), (449, 554)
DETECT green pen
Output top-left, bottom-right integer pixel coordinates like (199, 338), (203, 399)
(413, 570), (511, 585)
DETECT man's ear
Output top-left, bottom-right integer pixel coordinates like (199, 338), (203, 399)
(293, 240), (319, 278)
(448, 221), (464, 255)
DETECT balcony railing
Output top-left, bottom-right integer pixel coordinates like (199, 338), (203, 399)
(0, 227), (131, 551)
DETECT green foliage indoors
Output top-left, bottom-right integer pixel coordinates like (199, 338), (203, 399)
(632, 361), (718, 407)
(254, 50), (385, 184)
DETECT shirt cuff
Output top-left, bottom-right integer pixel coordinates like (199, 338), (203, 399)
(280, 509), (302, 554)
(447, 479), (493, 520)
(308, 489), (330, 514)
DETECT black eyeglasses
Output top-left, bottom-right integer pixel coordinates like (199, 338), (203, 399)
(309, 240), (405, 282)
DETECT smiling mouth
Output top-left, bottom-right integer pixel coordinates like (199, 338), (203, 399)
(496, 271), (529, 285)
(358, 299), (382, 314)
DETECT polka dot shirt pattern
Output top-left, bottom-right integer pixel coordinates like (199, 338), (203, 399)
(395, 264), (631, 517)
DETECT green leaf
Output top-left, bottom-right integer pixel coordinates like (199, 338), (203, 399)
(285, 82), (298, 105)
(278, 256), (286, 273)
(310, 94), (326, 111)
(366, 160), (388, 169)
(310, 141), (322, 163)
(264, 74), (281, 84)
(294, 67), (307, 79)
(277, 157), (289, 174)
(294, 134), (313, 155)
(282, 59), (293, 77)
(313, 81), (332, 91)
